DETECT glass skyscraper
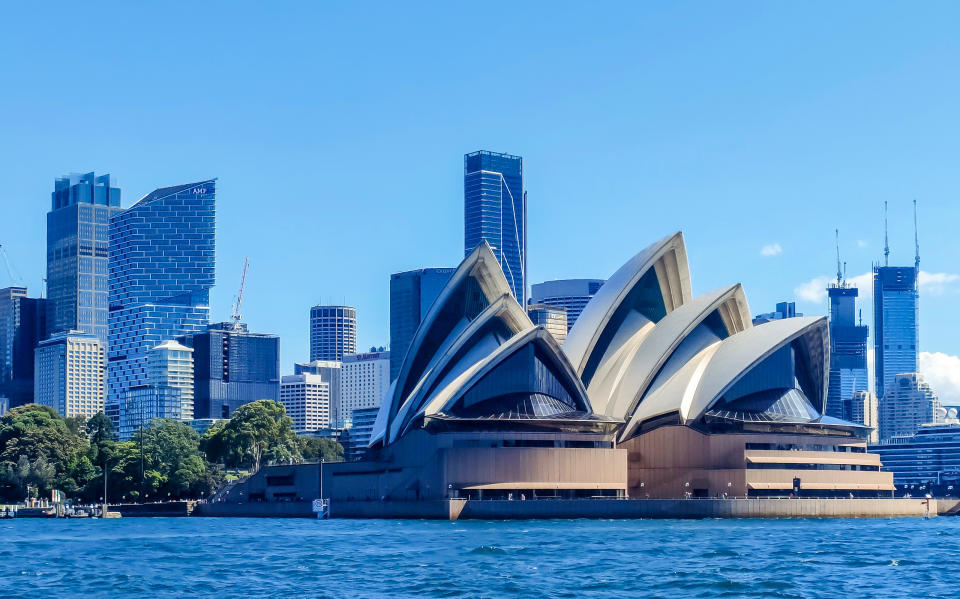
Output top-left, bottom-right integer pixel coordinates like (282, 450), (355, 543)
(0, 287), (48, 407)
(530, 279), (605, 332)
(389, 267), (455, 380)
(107, 180), (215, 424)
(825, 284), (869, 420)
(873, 266), (918, 400)
(47, 172), (121, 345)
(178, 321), (280, 419)
(464, 150), (526, 304)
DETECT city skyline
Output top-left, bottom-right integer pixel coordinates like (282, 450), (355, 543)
(2, 3), (960, 405)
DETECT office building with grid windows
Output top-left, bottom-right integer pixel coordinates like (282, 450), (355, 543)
(280, 373), (330, 432)
(389, 268), (455, 380)
(309, 305), (356, 362)
(34, 330), (104, 418)
(341, 350), (390, 424)
(0, 287), (47, 408)
(529, 279), (604, 332)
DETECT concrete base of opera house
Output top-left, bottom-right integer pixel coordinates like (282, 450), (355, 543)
(194, 497), (946, 519)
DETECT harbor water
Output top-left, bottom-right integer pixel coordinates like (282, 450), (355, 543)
(1, 517), (959, 598)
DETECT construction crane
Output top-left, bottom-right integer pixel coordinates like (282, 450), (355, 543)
(0, 244), (23, 286)
(231, 257), (250, 324)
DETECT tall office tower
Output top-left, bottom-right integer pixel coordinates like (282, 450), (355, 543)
(47, 173), (122, 345)
(850, 390), (880, 444)
(0, 287), (48, 407)
(527, 304), (568, 345)
(752, 301), (802, 325)
(120, 340), (194, 439)
(873, 266), (919, 400)
(280, 373), (330, 432)
(879, 373), (941, 441)
(340, 350), (390, 424)
(178, 322), (280, 420)
(309, 305), (356, 361)
(107, 180), (215, 426)
(825, 284), (869, 419)
(34, 330), (104, 418)
(389, 267), (455, 380)
(293, 360), (341, 422)
(530, 279), (605, 332)
(464, 150), (526, 304)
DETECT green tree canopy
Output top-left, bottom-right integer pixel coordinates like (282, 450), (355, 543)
(202, 400), (301, 471)
(298, 436), (344, 462)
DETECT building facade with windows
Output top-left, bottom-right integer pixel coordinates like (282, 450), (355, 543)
(873, 266), (919, 400)
(118, 340), (194, 439)
(870, 420), (960, 493)
(47, 172), (121, 345)
(107, 180), (215, 426)
(879, 373), (941, 441)
(34, 330), (105, 418)
(179, 322), (279, 420)
(527, 304), (568, 345)
(0, 287), (47, 408)
(752, 301), (802, 325)
(340, 350), (390, 424)
(389, 267), (455, 380)
(826, 284), (869, 420)
(464, 150), (526, 305)
(280, 373), (330, 432)
(529, 279), (605, 332)
(309, 305), (356, 362)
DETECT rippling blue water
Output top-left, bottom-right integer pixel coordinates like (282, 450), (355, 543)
(1, 517), (959, 598)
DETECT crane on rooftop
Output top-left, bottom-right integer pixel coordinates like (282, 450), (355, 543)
(231, 257), (250, 325)
(0, 244), (23, 287)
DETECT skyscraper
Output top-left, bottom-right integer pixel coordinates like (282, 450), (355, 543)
(389, 267), (455, 380)
(309, 305), (356, 361)
(340, 350), (390, 424)
(178, 322), (280, 419)
(107, 180), (215, 424)
(34, 330), (105, 418)
(826, 284), (869, 419)
(280, 373), (330, 432)
(0, 287), (47, 408)
(464, 150), (526, 304)
(293, 360), (341, 424)
(873, 266), (919, 400)
(119, 340), (195, 439)
(879, 373), (941, 441)
(529, 279), (605, 332)
(47, 172), (121, 345)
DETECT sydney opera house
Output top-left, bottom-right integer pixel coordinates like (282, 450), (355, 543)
(325, 233), (894, 501)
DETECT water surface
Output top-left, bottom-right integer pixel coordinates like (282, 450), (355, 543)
(1, 517), (958, 598)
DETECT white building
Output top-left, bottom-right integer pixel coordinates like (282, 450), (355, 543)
(879, 373), (942, 441)
(850, 390), (880, 444)
(34, 330), (105, 418)
(341, 350), (390, 425)
(148, 340), (195, 421)
(280, 373), (330, 432)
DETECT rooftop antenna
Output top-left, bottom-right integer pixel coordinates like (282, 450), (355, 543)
(231, 257), (250, 325)
(914, 199), (920, 271)
(843, 261), (847, 284)
(883, 201), (889, 267)
(835, 229), (842, 286)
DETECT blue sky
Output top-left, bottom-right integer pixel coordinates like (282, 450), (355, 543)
(2, 2), (959, 399)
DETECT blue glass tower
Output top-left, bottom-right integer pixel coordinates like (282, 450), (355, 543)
(47, 172), (122, 345)
(826, 284), (869, 419)
(873, 265), (918, 400)
(464, 151), (526, 304)
(389, 267), (455, 380)
(107, 180), (216, 423)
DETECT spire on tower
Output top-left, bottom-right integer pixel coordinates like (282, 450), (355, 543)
(914, 199), (920, 271)
(883, 201), (889, 267)
(835, 229), (842, 286)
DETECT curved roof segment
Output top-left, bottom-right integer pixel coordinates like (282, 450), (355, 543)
(563, 232), (692, 388)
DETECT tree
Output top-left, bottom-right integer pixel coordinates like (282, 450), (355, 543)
(202, 400), (301, 471)
(298, 436), (344, 462)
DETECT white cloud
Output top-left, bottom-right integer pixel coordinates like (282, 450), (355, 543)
(857, 240), (869, 248)
(794, 276), (831, 303)
(760, 243), (782, 257)
(919, 271), (960, 295)
(920, 352), (960, 406)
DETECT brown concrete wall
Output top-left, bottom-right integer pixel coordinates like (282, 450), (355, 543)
(442, 447), (627, 491)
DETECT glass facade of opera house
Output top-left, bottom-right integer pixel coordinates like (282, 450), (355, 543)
(321, 234), (895, 501)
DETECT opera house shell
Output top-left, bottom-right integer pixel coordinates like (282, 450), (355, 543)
(328, 233), (893, 502)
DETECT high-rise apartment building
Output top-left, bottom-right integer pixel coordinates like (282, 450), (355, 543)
(850, 390), (880, 444)
(178, 322), (280, 420)
(389, 267), (455, 380)
(527, 304), (568, 345)
(47, 172), (121, 345)
(879, 373), (941, 441)
(120, 340), (194, 439)
(825, 284), (869, 419)
(464, 150), (526, 304)
(309, 305), (356, 362)
(293, 360), (341, 424)
(0, 287), (47, 408)
(873, 266), (919, 400)
(340, 350), (390, 424)
(280, 373), (330, 432)
(34, 330), (104, 418)
(529, 279), (605, 332)
(107, 180), (215, 426)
